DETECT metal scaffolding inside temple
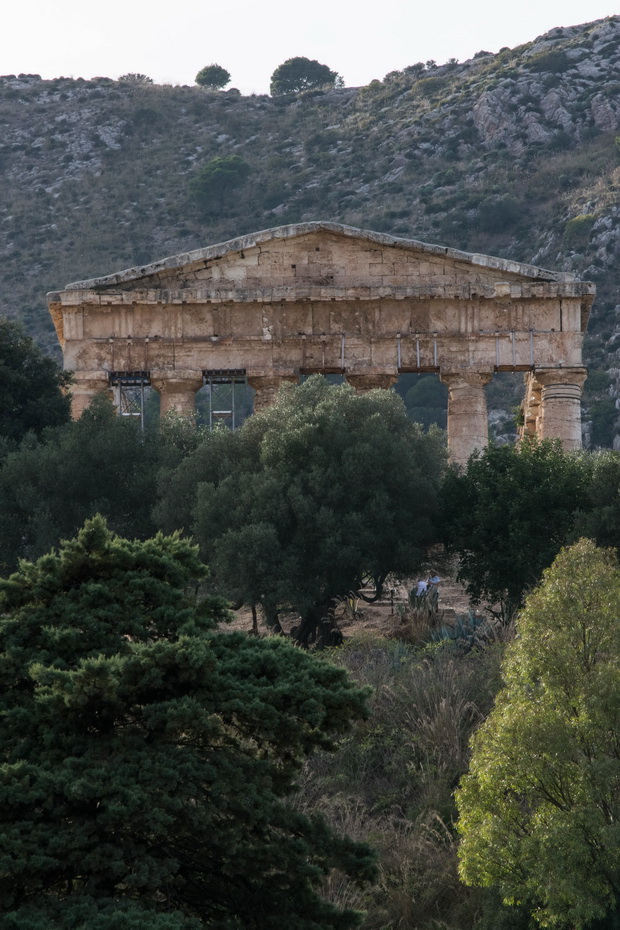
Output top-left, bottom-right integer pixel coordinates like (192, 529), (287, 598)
(109, 371), (150, 429)
(202, 369), (248, 431)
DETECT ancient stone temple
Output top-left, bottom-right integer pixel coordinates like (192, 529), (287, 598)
(47, 222), (594, 465)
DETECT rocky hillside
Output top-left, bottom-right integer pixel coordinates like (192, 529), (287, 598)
(3, 15), (620, 445)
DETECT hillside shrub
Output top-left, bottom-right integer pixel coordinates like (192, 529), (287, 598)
(477, 196), (524, 234)
(563, 213), (596, 249)
(526, 49), (571, 73)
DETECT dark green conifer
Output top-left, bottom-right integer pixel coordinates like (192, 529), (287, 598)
(0, 517), (375, 929)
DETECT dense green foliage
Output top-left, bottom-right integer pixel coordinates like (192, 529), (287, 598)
(457, 539), (620, 928)
(574, 450), (620, 551)
(0, 318), (71, 444)
(156, 377), (447, 642)
(440, 440), (590, 619)
(195, 64), (231, 89)
(0, 516), (376, 928)
(270, 57), (342, 95)
(0, 397), (160, 573)
(189, 155), (251, 212)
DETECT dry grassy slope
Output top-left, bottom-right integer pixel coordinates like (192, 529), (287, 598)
(2, 14), (620, 436)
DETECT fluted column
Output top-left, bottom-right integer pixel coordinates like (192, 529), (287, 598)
(345, 370), (398, 392)
(150, 369), (203, 418)
(440, 370), (493, 466)
(247, 372), (299, 413)
(70, 370), (112, 419)
(535, 367), (587, 450)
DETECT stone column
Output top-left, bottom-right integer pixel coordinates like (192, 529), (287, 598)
(70, 370), (112, 419)
(150, 369), (203, 418)
(440, 370), (493, 466)
(247, 372), (299, 413)
(535, 367), (587, 450)
(345, 370), (398, 392)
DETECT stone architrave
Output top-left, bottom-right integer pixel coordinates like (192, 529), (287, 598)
(535, 367), (588, 450)
(47, 222), (595, 459)
(247, 372), (299, 412)
(440, 371), (493, 465)
(150, 369), (204, 417)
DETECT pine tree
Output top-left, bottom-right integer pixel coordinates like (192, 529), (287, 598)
(0, 517), (375, 929)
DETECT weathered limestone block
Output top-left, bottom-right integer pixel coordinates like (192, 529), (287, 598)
(521, 372), (543, 440)
(440, 371), (493, 466)
(150, 369), (203, 417)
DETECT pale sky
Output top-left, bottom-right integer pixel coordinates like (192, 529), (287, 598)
(4, 0), (618, 94)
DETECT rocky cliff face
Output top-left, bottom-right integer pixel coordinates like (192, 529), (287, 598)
(2, 15), (620, 444)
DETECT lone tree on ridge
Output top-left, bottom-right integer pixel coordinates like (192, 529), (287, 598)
(195, 64), (231, 89)
(270, 56), (343, 95)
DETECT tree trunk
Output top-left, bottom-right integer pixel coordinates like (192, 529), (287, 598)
(293, 599), (342, 648)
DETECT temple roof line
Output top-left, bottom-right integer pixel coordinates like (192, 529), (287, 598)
(52, 222), (582, 294)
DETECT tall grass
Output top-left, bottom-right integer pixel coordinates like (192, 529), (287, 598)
(294, 632), (510, 928)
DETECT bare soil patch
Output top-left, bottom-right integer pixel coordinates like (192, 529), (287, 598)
(220, 574), (474, 641)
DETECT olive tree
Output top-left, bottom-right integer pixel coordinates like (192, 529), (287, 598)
(158, 377), (446, 644)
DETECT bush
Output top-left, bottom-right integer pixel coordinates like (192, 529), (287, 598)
(195, 64), (231, 89)
(526, 49), (571, 73)
(189, 154), (251, 211)
(118, 72), (153, 84)
(563, 213), (596, 249)
(478, 196), (524, 234)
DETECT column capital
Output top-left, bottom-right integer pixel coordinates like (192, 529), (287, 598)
(346, 369), (398, 392)
(532, 367), (587, 389)
(247, 371), (299, 413)
(150, 369), (203, 418)
(439, 370), (493, 389)
(150, 368), (204, 390)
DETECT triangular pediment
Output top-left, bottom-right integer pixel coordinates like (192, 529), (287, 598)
(58, 222), (579, 295)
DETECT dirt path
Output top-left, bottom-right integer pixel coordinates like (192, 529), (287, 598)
(221, 573), (474, 641)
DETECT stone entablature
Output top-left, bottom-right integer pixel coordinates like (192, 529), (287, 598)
(47, 222), (595, 465)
